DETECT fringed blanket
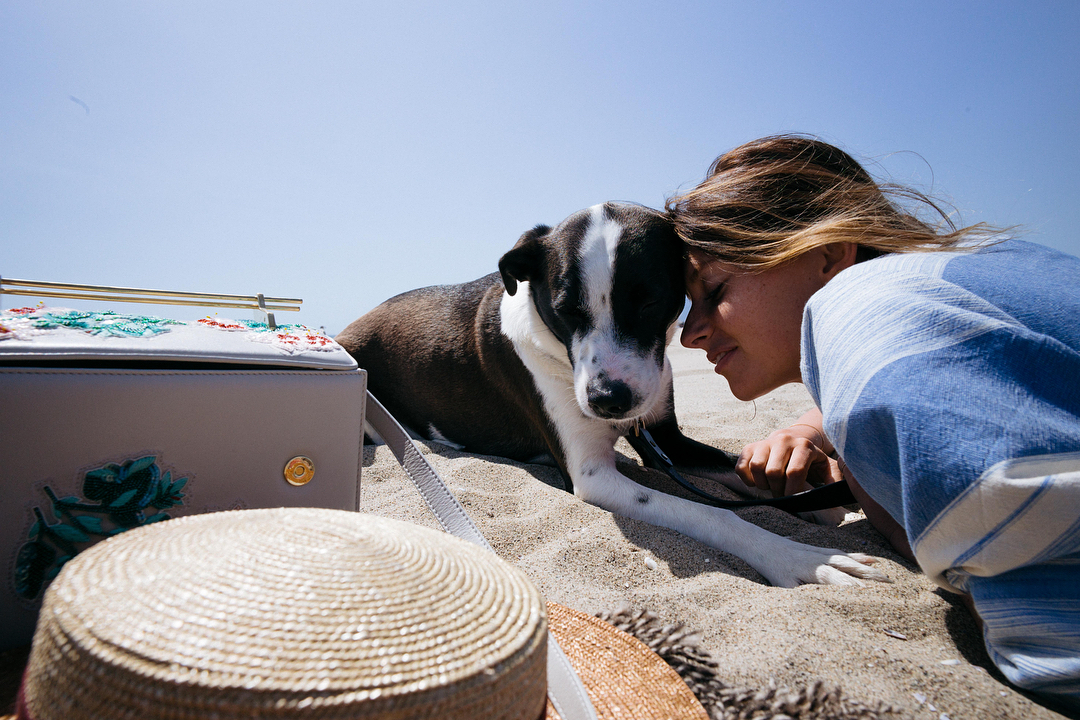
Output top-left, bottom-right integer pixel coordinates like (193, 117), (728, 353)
(801, 239), (1080, 704)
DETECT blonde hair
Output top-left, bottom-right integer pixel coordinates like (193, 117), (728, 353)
(666, 135), (997, 271)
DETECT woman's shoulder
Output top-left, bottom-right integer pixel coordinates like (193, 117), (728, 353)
(811, 238), (1079, 316)
(799, 239), (1075, 442)
(802, 238), (1080, 390)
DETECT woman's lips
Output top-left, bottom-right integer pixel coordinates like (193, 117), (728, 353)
(711, 348), (735, 373)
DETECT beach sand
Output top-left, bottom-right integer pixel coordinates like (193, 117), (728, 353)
(1, 342), (1070, 719)
(360, 341), (1070, 720)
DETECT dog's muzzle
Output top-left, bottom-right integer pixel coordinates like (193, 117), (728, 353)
(586, 378), (634, 419)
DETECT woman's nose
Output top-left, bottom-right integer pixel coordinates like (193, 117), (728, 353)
(680, 303), (710, 349)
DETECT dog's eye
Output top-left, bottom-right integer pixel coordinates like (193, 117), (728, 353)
(559, 305), (586, 321)
(630, 286), (659, 311)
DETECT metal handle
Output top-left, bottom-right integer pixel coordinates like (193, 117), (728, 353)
(1, 276), (301, 329)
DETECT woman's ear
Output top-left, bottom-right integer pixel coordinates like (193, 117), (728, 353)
(819, 242), (859, 280)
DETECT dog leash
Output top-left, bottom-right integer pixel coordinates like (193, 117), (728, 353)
(632, 420), (857, 513)
(365, 390), (599, 720)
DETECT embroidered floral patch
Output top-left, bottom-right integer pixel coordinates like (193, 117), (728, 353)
(197, 317), (246, 331)
(198, 316), (337, 353)
(0, 306), (45, 341)
(0, 307), (181, 340)
(14, 456), (188, 601)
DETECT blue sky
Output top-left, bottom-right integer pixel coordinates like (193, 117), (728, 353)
(3, 2), (1078, 333)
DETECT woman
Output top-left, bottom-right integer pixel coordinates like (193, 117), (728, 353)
(669, 135), (1080, 708)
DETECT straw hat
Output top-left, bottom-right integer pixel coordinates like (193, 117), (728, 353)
(17, 508), (706, 720)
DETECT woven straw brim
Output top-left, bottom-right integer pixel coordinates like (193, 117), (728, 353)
(545, 604), (708, 720)
(22, 508), (548, 720)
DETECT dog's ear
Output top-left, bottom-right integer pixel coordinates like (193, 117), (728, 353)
(498, 224), (550, 296)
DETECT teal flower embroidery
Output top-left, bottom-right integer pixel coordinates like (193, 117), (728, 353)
(14, 456), (188, 601)
(29, 309), (181, 337)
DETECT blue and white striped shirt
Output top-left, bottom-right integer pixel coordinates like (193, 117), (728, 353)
(801, 238), (1080, 703)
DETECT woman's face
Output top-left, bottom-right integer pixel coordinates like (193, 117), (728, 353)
(680, 247), (844, 401)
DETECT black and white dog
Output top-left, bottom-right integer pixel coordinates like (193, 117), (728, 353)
(337, 203), (885, 587)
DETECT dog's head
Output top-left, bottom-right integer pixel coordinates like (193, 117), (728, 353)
(498, 203), (685, 422)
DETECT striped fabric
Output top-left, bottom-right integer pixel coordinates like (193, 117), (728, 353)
(800, 239), (1080, 705)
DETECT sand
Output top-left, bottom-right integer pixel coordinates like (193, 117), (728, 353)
(1, 342), (1070, 719)
(359, 342), (1071, 720)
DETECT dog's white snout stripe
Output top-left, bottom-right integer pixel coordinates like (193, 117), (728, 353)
(578, 205), (621, 330)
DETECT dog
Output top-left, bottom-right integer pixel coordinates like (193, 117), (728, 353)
(337, 203), (886, 587)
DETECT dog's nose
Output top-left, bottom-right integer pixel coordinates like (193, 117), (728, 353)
(587, 380), (634, 418)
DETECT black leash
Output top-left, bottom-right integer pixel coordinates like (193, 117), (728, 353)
(632, 421), (856, 514)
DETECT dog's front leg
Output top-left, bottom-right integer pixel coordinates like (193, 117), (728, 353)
(564, 436), (888, 587)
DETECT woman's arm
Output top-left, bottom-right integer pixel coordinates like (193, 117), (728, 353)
(737, 410), (918, 564)
(838, 458), (915, 563)
(787, 408), (834, 455)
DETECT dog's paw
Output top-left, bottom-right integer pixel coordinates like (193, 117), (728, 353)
(764, 544), (890, 588)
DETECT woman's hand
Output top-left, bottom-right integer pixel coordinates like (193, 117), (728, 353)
(736, 429), (842, 497)
(735, 409), (839, 497)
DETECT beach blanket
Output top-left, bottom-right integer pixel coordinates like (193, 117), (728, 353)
(801, 238), (1080, 704)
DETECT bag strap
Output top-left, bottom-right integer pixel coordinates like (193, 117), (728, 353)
(364, 390), (599, 720)
(364, 391), (492, 550)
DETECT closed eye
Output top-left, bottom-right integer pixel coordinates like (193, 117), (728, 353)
(558, 305), (586, 321)
(704, 282), (726, 304)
